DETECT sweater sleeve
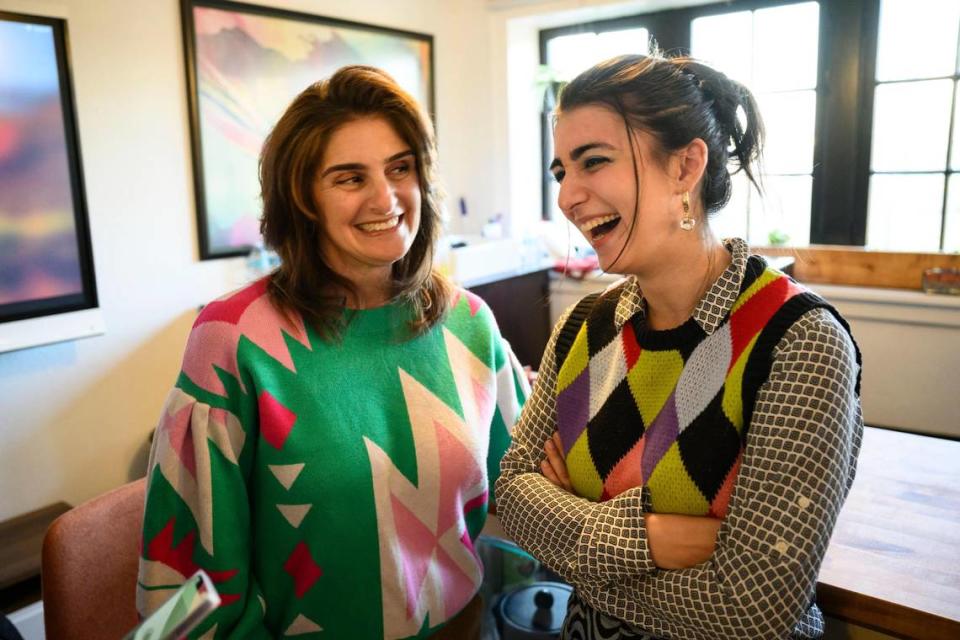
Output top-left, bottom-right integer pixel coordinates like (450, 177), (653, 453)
(137, 322), (271, 639)
(486, 337), (530, 510)
(602, 308), (863, 640)
(495, 304), (657, 584)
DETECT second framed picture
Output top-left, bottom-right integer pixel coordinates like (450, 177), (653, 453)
(181, 0), (434, 259)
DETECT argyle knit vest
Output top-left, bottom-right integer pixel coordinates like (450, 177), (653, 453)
(552, 257), (857, 518)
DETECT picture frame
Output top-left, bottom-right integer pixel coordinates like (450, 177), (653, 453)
(180, 0), (435, 259)
(0, 9), (102, 353)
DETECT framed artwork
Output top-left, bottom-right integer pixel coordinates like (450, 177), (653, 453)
(181, 0), (435, 259)
(0, 10), (102, 352)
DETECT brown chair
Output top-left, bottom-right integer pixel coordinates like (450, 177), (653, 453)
(42, 478), (146, 640)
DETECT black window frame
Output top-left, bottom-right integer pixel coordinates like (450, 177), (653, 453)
(539, 0), (890, 249)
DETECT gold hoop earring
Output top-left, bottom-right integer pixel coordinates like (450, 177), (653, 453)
(680, 192), (696, 231)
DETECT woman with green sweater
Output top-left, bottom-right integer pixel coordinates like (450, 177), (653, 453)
(137, 66), (528, 639)
(496, 53), (862, 640)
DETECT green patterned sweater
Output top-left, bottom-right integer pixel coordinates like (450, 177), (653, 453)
(137, 278), (528, 639)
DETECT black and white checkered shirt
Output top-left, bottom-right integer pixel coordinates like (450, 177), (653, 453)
(496, 238), (863, 639)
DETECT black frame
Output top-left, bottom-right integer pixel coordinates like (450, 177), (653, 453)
(180, 0), (436, 260)
(0, 10), (98, 324)
(538, 0), (894, 249)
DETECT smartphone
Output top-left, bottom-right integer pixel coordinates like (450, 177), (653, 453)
(124, 570), (221, 640)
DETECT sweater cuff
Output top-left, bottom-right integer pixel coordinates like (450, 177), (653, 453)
(576, 488), (655, 579)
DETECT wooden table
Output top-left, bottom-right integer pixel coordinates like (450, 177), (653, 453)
(817, 426), (960, 639)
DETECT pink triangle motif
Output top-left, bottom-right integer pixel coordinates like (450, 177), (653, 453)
(434, 542), (479, 619)
(238, 295), (310, 372)
(162, 402), (196, 478)
(193, 279), (267, 327)
(471, 378), (495, 424)
(259, 391), (297, 450)
(453, 289), (485, 317)
(390, 494), (438, 619)
(181, 322), (242, 396)
(434, 420), (484, 535)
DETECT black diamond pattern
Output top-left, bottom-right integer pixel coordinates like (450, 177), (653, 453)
(586, 379), (645, 479)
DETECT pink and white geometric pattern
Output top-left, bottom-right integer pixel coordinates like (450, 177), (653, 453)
(363, 328), (498, 639)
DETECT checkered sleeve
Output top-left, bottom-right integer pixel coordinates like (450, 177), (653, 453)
(594, 307), (864, 639)
(496, 303), (656, 585)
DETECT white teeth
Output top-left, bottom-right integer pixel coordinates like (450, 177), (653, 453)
(580, 214), (620, 233)
(357, 215), (401, 232)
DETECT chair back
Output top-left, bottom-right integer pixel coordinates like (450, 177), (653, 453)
(42, 478), (146, 640)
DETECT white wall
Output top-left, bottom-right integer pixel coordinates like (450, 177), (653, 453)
(0, 0), (499, 522)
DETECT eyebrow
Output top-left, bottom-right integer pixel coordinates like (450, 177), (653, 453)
(320, 149), (415, 178)
(549, 142), (615, 171)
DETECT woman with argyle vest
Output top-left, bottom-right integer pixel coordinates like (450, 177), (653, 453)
(496, 53), (863, 640)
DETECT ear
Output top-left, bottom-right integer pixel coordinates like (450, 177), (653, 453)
(674, 138), (708, 194)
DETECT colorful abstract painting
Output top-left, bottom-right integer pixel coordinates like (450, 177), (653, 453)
(0, 13), (94, 319)
(183, 1), (434, 258)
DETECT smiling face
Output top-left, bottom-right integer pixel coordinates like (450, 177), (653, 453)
(312, 116), (421, 291)
(551, 104), (684, 276)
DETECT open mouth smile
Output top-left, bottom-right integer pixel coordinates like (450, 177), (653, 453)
(356, 214), (403, 233)
(580, 214), (621, 240)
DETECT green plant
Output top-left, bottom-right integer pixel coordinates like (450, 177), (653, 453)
(767, 229), (790, 246)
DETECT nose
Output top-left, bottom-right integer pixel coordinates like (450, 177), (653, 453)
(557, 172), (587, 221)
(369, 174), (398, 215)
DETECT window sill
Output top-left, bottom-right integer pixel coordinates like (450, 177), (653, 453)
(548, 263), (960, 329)
(753, 244), (960, 290)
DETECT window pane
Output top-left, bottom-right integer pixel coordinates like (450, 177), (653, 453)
(546, 29), (647, 82)
(952, 82), (960, 171)
(871, 80), (952, 172)
(691, 11), (753, 86)
(547, 173), (561, 220)
(945, 175), (960, 252)
(594, 28), (648, 63)
(544, 111), (562, 220)
(867, 174), (944, 251)
(711, 172), (751, 241)
(547, 33), (598, 81)
(753, 2), (819, 92)
(876, 0), (960, 81)
(758, 90), (817, 174)
(748, 175), (812, 247)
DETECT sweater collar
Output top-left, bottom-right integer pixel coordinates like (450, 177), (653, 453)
(612, 237), (749, 336)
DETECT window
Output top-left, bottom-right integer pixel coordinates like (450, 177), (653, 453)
(867, 0), (960, 252)
(692, 2), (818, 247)
(538, 0), (960, 254)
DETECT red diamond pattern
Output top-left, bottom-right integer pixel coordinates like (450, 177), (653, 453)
(283, 542), (322, 598)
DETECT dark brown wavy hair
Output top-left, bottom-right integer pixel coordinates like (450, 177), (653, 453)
(260, 65), (451, 342)
(556, 52), (765, 271)
(558, 52), (765, 214)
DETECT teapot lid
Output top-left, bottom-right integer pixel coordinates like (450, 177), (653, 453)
(499, 581), (572, 635)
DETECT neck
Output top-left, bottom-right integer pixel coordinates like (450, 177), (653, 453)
(340, 267), (394, 310)
(637, 231), (730, 331)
